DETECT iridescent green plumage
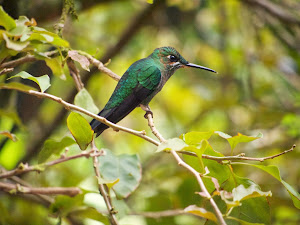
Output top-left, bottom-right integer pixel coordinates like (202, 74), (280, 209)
(90, 46), (216, 136)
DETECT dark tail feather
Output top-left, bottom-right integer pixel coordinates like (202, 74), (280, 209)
(90, 111), (109, 137)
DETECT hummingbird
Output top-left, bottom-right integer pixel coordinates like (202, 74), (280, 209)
(90, 46), (216, 136)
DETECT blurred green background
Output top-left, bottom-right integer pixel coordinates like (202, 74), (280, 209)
(0, 0), (299, 224)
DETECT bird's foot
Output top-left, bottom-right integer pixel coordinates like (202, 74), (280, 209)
(144, 110), (153, 119)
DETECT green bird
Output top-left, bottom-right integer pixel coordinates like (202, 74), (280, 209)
(90, 46), (216, 136)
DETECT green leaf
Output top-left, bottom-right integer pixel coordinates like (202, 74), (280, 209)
(50, 193), (85, 216)
(0, 82), (38, 92)
(215, 132), (262, 154)
(184, 205), (217, 222)
(182, 131), (214, 145)
(38, 136), (76, 163)
(156, 138), (188, 152)
(9, 71), (51, 92)
(183, 140), (208, 173)
(3, 33), (29, 51)
(0, 6), (16, 30)
(232, 184), (272, 202)
(98, 149), (141, 199)
(232, 163), (300, 209)
(67, 112), (94, 150)
(74, 88), (99, 120)
(45, 57), (66, 79)
(68, 50), (90, 71)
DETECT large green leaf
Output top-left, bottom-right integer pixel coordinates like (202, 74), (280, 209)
(67, 112), (94, 150)
(74, 88), (99, 120)
(31, 27), (69, 47)
(182, 131), (214, 145)
(98, 149), (141, 199)
(38, 136), (76, 163)
(0, 6), (16, 30)
(8, 71), (51, 92)
(232, 162), (300, 209)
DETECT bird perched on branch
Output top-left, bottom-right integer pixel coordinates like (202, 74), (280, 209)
(90, 46), (216, 136)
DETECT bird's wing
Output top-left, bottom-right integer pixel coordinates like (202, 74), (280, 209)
(90, 64), (161, 135)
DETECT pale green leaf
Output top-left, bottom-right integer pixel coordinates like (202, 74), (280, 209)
(184, 205), (217, 222)
(38, 136), (76, 163)
(3, 33), (29, 51)
(9, 71), (51, 92)
(232, 184), (272, 202)
(99, 149), (141, 199)
(74, 88), (99, 120)
(156, 138), (188, 152)
(67, 112), (94, 150)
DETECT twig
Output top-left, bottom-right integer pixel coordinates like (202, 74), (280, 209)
(91, 140), (119, 225)
(0, 181), (81, 197)
(178, 144), (296, 163)
(0, 149), (103, 179)
(0, 51), (58, 69)
(67, 59), (84, 91)
(0, 86), (160, 146)
(81, 52), (120, 81)
(0, 68), (14, 75)
(145, 114), (227, 225)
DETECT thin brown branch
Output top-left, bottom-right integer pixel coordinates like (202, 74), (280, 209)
(81, 52), (120, 81)
(0, 149), (104, 179)
(91, 140), (119, 225)
(0, 181), (81, 197)
(0, 68), (14, 75)
(178, 144), (296, 163)
(0, 86), (160, 146)
(0, 51), (58, 69)
(145, 114), (226, 225)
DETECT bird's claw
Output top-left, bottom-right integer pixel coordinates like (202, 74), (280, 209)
(144, 110), (153, 119)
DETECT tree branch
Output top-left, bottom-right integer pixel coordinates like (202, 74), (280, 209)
(91, 140), (119, 225)
(178, 144), (296, 163)
(0, 181), (81, 197)
(0, 148), (104, 179)
(145, 114), (227, 225)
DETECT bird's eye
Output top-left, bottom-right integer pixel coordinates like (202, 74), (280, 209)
(168, 55), (178, 62)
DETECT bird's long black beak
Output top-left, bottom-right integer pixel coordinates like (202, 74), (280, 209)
(186, 63), (217, 73)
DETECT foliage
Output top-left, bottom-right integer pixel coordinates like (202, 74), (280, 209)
(0, 1), (300, 225)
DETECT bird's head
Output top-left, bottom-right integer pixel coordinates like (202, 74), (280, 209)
(151, 46), (216, 73)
